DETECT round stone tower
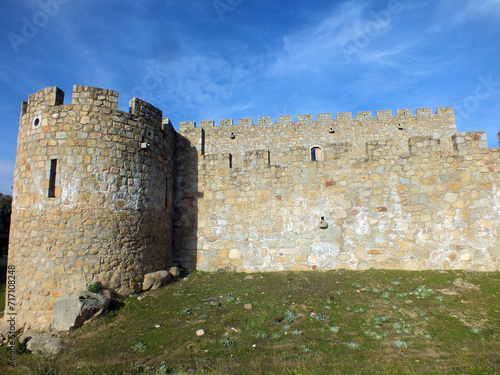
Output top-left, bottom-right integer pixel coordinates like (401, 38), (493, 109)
(7, 85), (175, 330)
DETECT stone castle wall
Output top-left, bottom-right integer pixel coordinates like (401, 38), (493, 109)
(175, 112), (500, 272)
(8, 86), (175, 330)
(6, 85), (500, 331)
(179, 107), (457, 163)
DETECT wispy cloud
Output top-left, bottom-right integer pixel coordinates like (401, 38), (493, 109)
(131, 55), (260, 120)
(428, 0), (500, 32)
(272, 1), (415, 74)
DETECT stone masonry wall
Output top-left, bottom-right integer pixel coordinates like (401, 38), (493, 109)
(8, 86), (175, 330)
(176, 111), (500, 272)
(7, 85), (500, 331)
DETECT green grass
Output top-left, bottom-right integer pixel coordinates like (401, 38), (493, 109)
(1, 269), (499, 374)
(0, 264), (6, 316)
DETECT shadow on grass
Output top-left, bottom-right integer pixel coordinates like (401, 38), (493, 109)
(108, 298), (126, 313)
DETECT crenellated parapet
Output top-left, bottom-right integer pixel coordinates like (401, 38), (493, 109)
(19, 85), (171, 145)
(179, 107), (458, 159)
(180, 107), (456, 130)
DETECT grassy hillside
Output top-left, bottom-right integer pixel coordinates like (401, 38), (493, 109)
(1, 269), (499, 374)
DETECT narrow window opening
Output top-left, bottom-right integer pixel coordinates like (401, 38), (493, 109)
(229, 154), (233, 169)
(164, 178), (169, 208)
(48, 159), (57, 198)
(311, 147), (323, 162)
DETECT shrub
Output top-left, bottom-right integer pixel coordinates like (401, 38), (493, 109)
(87, 282), (102, 293)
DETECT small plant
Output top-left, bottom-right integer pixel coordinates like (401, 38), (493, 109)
(255, 331), (269, 338)
(14, 337), (29, 354)
(291, 329), (303, 336)
(180, 307), (191, 315)
(380, 291), (391, 299)
(200, 313), (210, 319)
(334, 290), (344, 296)
(394, 340), (408, 349)
(419, 312), (429, 321)
(299, 344), (312, 353)
(87, 281), (102, 293)
(155, 364), (173, 375)
(364, 329), (376, 337)
(216, 268), (226, 274)
(131, 342), (148, 352)
(284, 309), (299, 323)
(310, 312), (328, 322)
(390, 280), (401, 286)
(351, 282), (363, 289)
(220, 337), (236, 347)
(154, 362), (174, 375)
(372, 316), (390, 325)
(392, 322), (403, 331)
(131, 362), (155, 371)
(412, 285), (436, 298)
(329, 325), (340, 334)
(210, 301), (222, 308)
(346, 342), (360, 349)
(326, 296), (336, 304)
(469, 327), (481, 334)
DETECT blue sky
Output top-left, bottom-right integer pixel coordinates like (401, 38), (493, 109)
(1, 0), (499, 194)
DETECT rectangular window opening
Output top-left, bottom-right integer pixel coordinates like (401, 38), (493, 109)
(48, 159), (57, 198)
(164, 178), (169, 208)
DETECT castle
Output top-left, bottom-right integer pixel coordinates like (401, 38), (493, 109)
(6, 85), (500, 331)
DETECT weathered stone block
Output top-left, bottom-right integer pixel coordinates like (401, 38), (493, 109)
(142, 271), (173, 291)
(52, 291), (110, 331)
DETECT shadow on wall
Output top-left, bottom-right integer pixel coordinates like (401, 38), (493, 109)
(173, 133), (199, 269)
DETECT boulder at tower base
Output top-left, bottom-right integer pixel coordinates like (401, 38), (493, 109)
(142, 270), (173, 291)
(52, 291), (110, 331)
